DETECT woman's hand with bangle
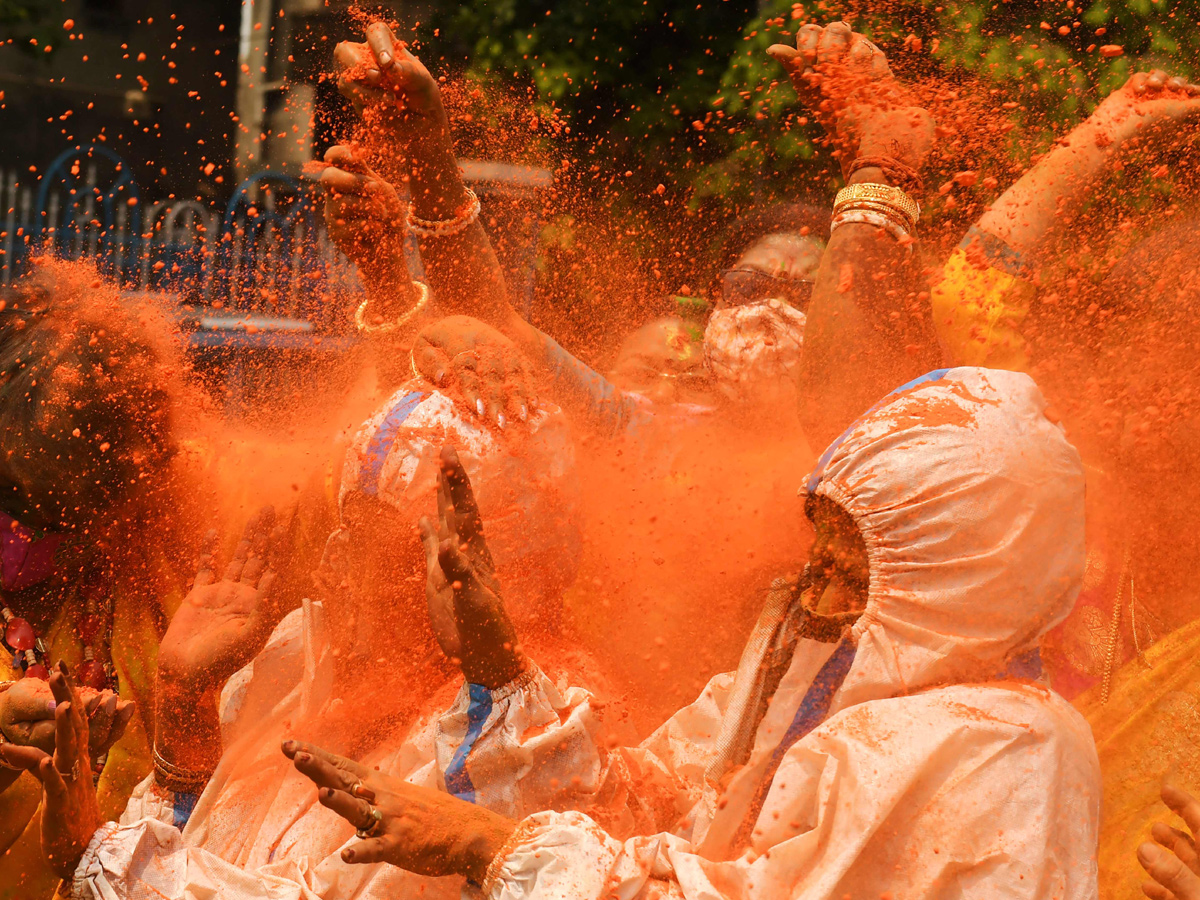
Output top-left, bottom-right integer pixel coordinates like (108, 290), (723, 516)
(768, 22), (934, 181)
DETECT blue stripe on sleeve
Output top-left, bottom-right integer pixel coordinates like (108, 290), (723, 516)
(172, 791), (199, 830)
(444, 683), (494, 804)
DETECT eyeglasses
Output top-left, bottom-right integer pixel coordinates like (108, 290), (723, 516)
(720, 268), (814, 311)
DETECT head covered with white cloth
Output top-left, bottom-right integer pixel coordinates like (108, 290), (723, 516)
(337, 385), (582, 632)
(486, 367), (1101, 900)
(807, 365), (1086, 710)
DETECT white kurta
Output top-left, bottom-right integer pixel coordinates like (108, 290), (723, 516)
(486, 678), (1098, 900)
(70, 598), (601, 900)
(480, 368), (1102, 900)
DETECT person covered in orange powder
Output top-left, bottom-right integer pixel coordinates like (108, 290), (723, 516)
(0, 262), (187, 900)
(321, 26), (824, 713)
(1, 376), (615, 900)
(323, 22), (819, 440)
(265, 24), (1100, 900)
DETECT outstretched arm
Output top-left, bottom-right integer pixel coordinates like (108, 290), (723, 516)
(977, 70), (1200, 264)
(931, 70), (1200, 371)
(335, 24), (647, 438)
(770, 23), (942, 448)
(334, 23), (520, 331)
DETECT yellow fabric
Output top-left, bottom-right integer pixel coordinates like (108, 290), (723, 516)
(0, 554), (183, 900)
(930, 245), (1034, 372)
(1072, 616), (1200, 900)
(0, 437), (340, 900)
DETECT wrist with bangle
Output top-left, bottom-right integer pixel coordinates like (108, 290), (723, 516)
(830, 173), (921, 247)
(408, 187), (481, 238)
(153, 742), (212, 794)
(356, 280), (431, 334)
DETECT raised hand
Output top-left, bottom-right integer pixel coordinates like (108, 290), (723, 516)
(158, 507), (289, 695)
(1140, 784), (1200, 900)
(768, 22), (933, 177)
(333, 22), (450, 153)
(412, 316), (538, 428)
(284, 739), (516, 881)
(0, 663), (105, 877)
(1090, 70), (1200, 151)
(318, 145), (406, 268)
(418, 446), (525, 688)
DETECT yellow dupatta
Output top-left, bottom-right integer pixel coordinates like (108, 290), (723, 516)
(1072, 617), (1200, 899)
(0, 551), (184, 900)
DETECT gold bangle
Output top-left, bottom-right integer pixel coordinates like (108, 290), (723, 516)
(153, 744), (211, 793)
(833, 199), (916, 232)
(834, 183), (921, 228)
(355, 281), (431, 334)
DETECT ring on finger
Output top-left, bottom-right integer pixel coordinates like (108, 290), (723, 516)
(350, 780), (376, 802)
(56, 758), (81, 782)
(355, 804), (383, 839)
(451, 350), (479, 369)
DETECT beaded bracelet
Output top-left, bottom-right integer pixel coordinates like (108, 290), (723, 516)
(355, 281), (431, 335)
(407, 189), (481, 238)
(830, 209), (913, 247)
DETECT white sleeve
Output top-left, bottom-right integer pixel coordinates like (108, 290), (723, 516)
(436, 664), (602, 818)
(478, 686), (1101, 900)
(436, 661), (738, 840)
(116, 774), (178, 829)
(71, 817), (326, 900)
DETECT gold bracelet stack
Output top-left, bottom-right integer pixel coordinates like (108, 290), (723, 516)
(153, 744), (212, 794)
(355, 281), (431, 335)
(831, 182), (921, 244)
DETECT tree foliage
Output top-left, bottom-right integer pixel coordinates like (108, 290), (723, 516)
(423, 0), (1199, 342)
(429, 0), (1198, 208)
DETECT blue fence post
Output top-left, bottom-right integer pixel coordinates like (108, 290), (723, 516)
(34, 144), (140, 286)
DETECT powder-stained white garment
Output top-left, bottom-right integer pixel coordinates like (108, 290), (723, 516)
(70, 600), (601, 900)
(340, 384), (581, 582)
(484, 367), (1100, 900)
(703, 298), (806, 407)
(69, 384), (600, 900)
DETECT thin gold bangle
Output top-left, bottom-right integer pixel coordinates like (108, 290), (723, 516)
(355, 281), (431, 334)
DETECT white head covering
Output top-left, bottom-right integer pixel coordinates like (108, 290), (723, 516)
(803, 366), (1086, 710)
(703, 298), (806, 406)
(340, 385), (581, 593)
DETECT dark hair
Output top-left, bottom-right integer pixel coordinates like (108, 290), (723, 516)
(718, 203), (832, 273)
(0, 261), (182, 530)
